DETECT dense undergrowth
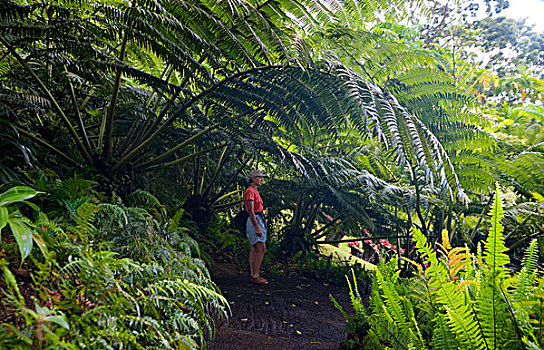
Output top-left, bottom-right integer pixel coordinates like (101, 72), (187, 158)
(0, 177), (228, 349)
(335, 185), (544, 350)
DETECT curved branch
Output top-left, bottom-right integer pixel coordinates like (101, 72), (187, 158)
(64, 65), (93, 155)
(135, 122), (223, 169)
(135, 143), (227, 173)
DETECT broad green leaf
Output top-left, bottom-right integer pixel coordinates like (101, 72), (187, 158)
(32, 232), (48, 257)
(8, 219), (34, 261)
(21, 200), (40, 212)
(46, 314), (70, 329)
(0, 187), (39, 207)
(0, 207), (8, 232)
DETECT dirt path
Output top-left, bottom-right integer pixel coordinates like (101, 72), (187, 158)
(208, 266), (354, 350)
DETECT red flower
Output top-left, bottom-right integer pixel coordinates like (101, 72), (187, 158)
(326, 214), (333, 221)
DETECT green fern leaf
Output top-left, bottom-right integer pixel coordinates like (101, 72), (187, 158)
(482, 183), (510, 276)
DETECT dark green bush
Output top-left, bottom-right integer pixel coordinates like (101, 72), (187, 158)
(0, 184), (228, 349)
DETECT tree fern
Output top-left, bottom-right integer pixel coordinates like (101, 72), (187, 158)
(1, 0), (469, 212)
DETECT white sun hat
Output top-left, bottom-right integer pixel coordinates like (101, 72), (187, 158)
(248, 169), (268, 178)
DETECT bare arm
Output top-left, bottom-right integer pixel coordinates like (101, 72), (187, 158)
(246, 200), (262, 236)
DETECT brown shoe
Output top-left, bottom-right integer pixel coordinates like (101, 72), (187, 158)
(249, 276), (269, 285)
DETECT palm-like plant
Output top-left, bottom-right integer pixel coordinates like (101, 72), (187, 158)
(299, 16), (495, 244)
(1, 0), (477, 257)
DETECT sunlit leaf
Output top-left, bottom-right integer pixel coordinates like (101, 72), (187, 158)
(8, 218), (34, 260)
(32, 232), (48, 257)
(46, 314), (70, 329)
(0, 186), (39, 207)
(0, 207), (8, 233)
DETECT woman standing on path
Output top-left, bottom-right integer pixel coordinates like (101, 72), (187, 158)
(245, 169), (269, 285)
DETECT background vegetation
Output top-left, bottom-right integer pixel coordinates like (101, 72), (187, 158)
(1, 0), (543, 348)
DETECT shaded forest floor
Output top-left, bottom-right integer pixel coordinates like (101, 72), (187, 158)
(208, 260), (359, 350)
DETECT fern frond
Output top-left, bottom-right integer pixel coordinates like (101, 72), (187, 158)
(514, 239), (539, 302)
(413, 228), (485, 350)
(74, 202), (98, 237)
(98, 203), (129, 227)
(376, 260), (428, 349)
(482, 183), (510, 277)
(475, 183), (521, 349)
(431, 313), (460, 350)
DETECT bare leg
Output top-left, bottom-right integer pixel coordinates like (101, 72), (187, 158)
(250, 242), (266, 278)
(249, 244), (257, 277)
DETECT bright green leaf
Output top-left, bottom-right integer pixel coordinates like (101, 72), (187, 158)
(8, 219), (34, 261)
(21, 200), (40, 212)
(46, 314), (70, 329)
(0, 207), (8, 233)
(32, 232), (48, 257)
(0, 187), (39, 207)
(3, 324), (32, 344)
(1, 259), (24, 303)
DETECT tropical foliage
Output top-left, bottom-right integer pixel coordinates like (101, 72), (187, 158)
(337, 185), (544, 349)
(0, 182), (227, 349)
(1, 0), (544, 348)
(0, 0), (476, 247)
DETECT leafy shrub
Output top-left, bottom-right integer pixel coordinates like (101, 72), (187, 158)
(202, 212), (247, 263)
(331, 270), (381, 350)
(337, 184), (544, 349)
(0, 186), (47, 262)
(0, 185), (228, 349)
